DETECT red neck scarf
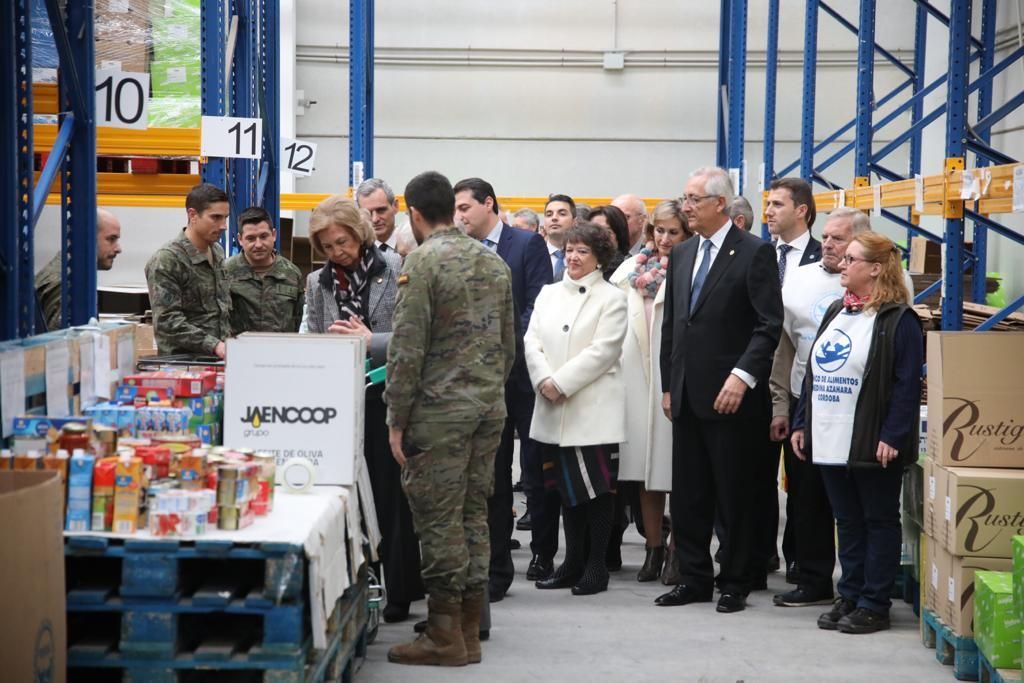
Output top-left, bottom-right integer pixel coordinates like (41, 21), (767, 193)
(843, 289), (870, 312)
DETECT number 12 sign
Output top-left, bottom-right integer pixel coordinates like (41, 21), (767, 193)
(201, 116), (263, 160)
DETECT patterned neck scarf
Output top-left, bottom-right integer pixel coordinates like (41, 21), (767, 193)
(332, 248), (376, 322)
(627, 247), (668, 299)
(843, 289), (870, 313)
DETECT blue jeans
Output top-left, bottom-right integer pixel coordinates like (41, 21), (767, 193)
(818, 464), (903, 614)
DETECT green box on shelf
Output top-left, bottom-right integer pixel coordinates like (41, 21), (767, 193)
(150, 60), (200, 97)
(149, 0), (200, 19)
(1013, 536), (1024, 620)
(974, 570), (1022, 669)
(150, 8), (199, 63)
(147, 96), (200, 128)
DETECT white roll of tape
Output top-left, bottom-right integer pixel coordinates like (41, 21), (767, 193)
(281, 457), (316, 493)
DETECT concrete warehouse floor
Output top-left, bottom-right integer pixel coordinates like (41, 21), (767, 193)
(358, 491), (940, 682)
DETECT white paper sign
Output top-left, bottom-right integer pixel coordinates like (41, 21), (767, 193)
(914, 174), (924, 212)
(93, 333), (112, 400)
(1012, 165), (1024, 212)
(165, 66), (187, 84)
(201, 116), (263, 159)
(169, 24), (188, 40)
(835, 189), (845, 208)
(0, 349), (25, 437)
(95, 69), (150, 130)
(741, 160), (748, 193)
(352, 161), (365, 187)
(117, 333), (134, 380)
(223, 334), (365, 486)
(79, 337), (96, 409)
(872, 184), (882, 216)
(45, 342), (71, 418)
(758, 163), (766, 193)
(281, 138), (318, 177)
(109, 0), (129, 12)
(960, 170), (979, 200)
(728, 168), (741, 195)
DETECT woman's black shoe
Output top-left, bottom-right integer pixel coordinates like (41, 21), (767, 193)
(535, 572), (580, 590)
(382, 601), (410, 623)
(572, 577), (608, 595)
(637, 546), (666, 582)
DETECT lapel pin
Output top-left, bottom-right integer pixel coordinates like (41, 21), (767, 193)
(377, 277), (384, 283)
(729, 249), (735, 256)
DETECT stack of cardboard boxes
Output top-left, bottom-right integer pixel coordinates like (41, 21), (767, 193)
(922, 332), (1024, 665)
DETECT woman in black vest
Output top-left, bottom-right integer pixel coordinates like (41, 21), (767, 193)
(791, 231), (922, 635)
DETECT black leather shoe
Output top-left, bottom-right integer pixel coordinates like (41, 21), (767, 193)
(571, 577), (608, 596)
(637, 546), (666, 582)
(536, 572), (579, 590)
(413, 618), (426, 633)
(526, 555), (553, 581)
(773, 586), (834, 607)
(654, 584), (713, 607)
(716, 593), (746, 613)
(786, 561), (802, 585)
(512, 480), (524, 493)
(382, 601), (410, 623)
(767, 554), (781, 573)
(516, 512), (533, 531)
(509, 538), (521, 550)
(488, 583), (507, 603)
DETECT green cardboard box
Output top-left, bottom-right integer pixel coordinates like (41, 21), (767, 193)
(150, 5), (199, 63)
(147, 96), (200, 128)
(975, 571), (1022, 669)
(1013, 536), (1024, 621)
(149, 0), (200, 19)
(150, 60), (200, 98)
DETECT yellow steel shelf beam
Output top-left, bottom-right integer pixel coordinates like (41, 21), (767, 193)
(35, 124), (201, 157)
(34, 83), (58, 115)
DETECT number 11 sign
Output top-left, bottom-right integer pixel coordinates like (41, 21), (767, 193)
(201, 116), (263, 160)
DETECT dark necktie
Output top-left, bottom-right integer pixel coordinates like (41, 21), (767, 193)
(553, 250), (565, 280)
(778, 244), (793, 286)
(690, 240), (713, 310)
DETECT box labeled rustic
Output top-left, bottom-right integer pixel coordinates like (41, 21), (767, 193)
(939, 465), (1024, 558)
(927, 332), (1024, 469)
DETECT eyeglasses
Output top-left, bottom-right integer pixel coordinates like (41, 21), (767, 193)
(681, 194), (715, 206)
(841, 255), (875, 265)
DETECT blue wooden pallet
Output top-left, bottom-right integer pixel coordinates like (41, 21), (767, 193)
(978, 651), (1023, 683)
(308, 580), (369, 683)
(921, 607), (980, 681)
(65, 536), (304, 604)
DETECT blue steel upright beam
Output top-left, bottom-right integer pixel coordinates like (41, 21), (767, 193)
(971, 0), (996, 303)
(715, 0), (730, 168)
(201, 0), (227, 190)
(259, 0), (280, 231)
(907, 2), (927, 250)
(227, 0), (259, 254)
(56, 0), (97, 327)
(349, 0), (374, 186)
(2, 0), (36, 340)
(800, 0), (819, 182)
(942, 0), (971, 331)
(726, 0), (748, 191)
(853, 0), (876, 180)
(760, 0), (779, 240)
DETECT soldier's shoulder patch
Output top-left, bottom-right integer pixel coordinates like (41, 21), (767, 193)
(397, 273), (410, 285)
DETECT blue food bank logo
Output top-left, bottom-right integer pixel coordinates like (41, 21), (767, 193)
(813, 294), (840, 324)
(815, 329), (852, 373)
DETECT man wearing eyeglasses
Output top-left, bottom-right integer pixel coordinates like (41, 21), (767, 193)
(656, 167), (783, 614)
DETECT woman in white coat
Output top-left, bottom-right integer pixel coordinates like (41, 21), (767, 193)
(610, 200), (692, 583)
(525, 223), (628, 596)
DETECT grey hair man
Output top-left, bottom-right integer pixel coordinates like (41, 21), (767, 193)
(728, 196), (755, 232)
(612, 194), (648, 254)
(511, 208), (540, 233)
(356, 177), (401, 253)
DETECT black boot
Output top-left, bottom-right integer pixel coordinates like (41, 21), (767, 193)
(661, 544), (682, 585)
(574, 495), (613, 595)
(637, 546), (666, 582)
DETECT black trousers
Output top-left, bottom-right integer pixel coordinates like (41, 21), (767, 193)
(487, 416), (517, 593)
(670, 398), (756, 596)
(515, 393), (560, 561)
(365, 385), (424, 605)
(782, 396), (836, 591)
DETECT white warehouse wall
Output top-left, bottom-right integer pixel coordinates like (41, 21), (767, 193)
(33, 0), (1024, 302)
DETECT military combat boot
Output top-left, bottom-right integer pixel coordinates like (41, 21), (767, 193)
(460, 589), (485, 664)
(387, 597), (468, 666)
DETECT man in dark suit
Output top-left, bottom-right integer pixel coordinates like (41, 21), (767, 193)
(656, 167), (783, 613)
(454, 178), (555, 600)
(762, 177), (824, 590)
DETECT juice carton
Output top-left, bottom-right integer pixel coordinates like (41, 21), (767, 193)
(65, 451), (95, 531)
(113, 456), (144, 534)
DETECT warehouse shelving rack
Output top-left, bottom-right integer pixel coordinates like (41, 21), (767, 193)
(4, 0), (284, 341)
(718, 0), (1024, 331)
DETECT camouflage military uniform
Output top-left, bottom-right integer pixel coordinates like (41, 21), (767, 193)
(385, 226), (516, 603)
(34, 254), (62, 331)
(224, 252), (304, 334)
(145, 230), (231, 355)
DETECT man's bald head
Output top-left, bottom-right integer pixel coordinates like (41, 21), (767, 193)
(97, 208), (122, 270)
(611, 193), (647, 247)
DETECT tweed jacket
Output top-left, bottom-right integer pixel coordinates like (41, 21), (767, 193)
(304, 246), (402, 366)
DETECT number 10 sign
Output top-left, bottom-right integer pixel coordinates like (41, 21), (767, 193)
(201, 116), (263, 160)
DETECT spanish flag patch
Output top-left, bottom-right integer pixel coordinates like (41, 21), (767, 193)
(397, 273), (410, 285)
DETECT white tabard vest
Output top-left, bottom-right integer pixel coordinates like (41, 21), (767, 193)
(808, 309), (876, 466)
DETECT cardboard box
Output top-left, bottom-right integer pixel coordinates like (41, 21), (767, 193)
(927, 332), (1024, 469)
(0, 471), (67, 683)
(909, 236), (942, 274)
(95, 37), (150, 75)
(940, 465), (1024, 558)
(928, 538), (1012, 636)
(150, 59), (200, 97)
(904, 456), (925, 528)
(974, 571), (1022, 669)
(924, 457), (946, 539)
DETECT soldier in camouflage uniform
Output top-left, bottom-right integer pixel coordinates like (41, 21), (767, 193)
(35, 208), (122, 331)
(145, 184), (232, 358)
(384, 171), (516, 667)
(224, 207), (304, 334)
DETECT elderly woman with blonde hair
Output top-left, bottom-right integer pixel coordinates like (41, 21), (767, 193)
(304, 194), (423, 622)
